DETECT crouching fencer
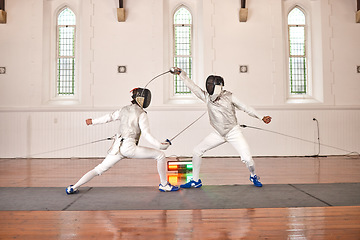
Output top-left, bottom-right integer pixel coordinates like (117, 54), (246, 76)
(172, 67), (272, 188)
(66, 88), (179, 194)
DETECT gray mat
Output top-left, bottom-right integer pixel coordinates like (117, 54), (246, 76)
(0, 183), (359, 211)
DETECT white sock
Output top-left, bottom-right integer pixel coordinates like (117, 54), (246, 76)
(248, 165), (256, 177)
(192, 155), (202, 181)
(157, 158), (168, 186)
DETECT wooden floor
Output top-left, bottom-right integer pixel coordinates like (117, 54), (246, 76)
(1, 155), (360, 187)
(1, 207), (360, 239)
(1, 156), (360, 239)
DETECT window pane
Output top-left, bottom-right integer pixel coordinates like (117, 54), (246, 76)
(57, 7), (76, 96)
(175, 25), (191, 56)
(58, 8), (76, 25)
(174, 57), (191, 94)
(289, 57), (306, 94)
(288, 7), (305, 25)
(289, 26), (305, 56)
(288, 7), (307, 95)
(173, 7), (192, 95)
(57, 58), (75, 95)
(59, 26), (75, 57)
(174, 7), (192, 24)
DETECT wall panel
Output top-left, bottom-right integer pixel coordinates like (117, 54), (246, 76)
(0, 109), (358, 158)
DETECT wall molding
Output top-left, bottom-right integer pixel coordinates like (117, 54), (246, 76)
(0, 105), (359, 113)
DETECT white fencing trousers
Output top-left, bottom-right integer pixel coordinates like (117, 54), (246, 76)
(73, 139), (167, 189)
(192, 125), (255, 181)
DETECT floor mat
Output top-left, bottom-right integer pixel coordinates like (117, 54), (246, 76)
(0, 183), (359, 211)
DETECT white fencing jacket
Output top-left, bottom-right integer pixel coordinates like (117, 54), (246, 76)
(179, 71), (263, 136)
(92, 103), (162, 149)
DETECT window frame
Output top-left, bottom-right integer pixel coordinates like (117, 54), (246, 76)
(287, 6), (308, 95)
(172, 5), (193, 95)
(282, 1), (327, 104)
(56, 6), (77, 97)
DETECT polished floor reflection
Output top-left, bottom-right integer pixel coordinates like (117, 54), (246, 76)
(1, 156), (359, 187)
(1, 206), (359, 239)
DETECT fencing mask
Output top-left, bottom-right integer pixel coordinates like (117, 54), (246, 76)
(130, 88), (151, 108)
(206, 75), (224, 95)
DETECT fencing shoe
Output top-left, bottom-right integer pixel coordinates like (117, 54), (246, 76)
(66, 185), (79, 195)
(158, 182), (180, 192)
(249, 175), (262, 187)
(180, 179), (202, 188)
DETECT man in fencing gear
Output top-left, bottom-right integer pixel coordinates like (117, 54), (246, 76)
(131, 87), (151, 109)
(206, 75), (224, 98)
(66, 87), (179, 193)
(172, 67), (272, 188)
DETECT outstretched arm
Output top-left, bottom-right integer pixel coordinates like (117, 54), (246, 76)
(172, 67), (207, 102)
(86, 110), (121, 126)
(232, 95), (271, 124)
(139, 113), (170, 150)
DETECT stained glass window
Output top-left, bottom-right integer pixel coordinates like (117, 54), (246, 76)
(288, 7), (307, 94)
(57, 8), (76, 96)
(173, 7), (192, 94)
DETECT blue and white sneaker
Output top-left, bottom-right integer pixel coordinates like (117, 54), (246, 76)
(249, 175), (262, 187)
(66, 185), (79, 195)
(159, 182), (180, 192)
(180, 178), (202, 188)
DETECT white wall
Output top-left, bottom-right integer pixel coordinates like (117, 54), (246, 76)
(0, 0), (359, 158)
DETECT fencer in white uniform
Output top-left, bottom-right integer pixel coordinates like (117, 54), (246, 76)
(66, 88), (179, 193)
(172, 68), (271, 188)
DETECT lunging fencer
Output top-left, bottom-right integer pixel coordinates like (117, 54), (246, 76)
(66, 88), (179, 194)
(171, 67), (272, 188)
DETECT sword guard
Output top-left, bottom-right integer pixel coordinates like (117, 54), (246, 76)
(165, 139), (172, 145)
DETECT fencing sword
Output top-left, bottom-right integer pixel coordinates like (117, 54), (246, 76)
(165, 111), (207, 145)
(18, 69), (178, 157)
(26, 69), (176, 157)
(144, 68), (176, 89)
(240, 124), (359, 155)
(143, 68), (205, 145)
(138, 67), (200, 145)
(27, 106), (202, 157)
(137, 68), (176, 107)
(18, 137), (114, 158)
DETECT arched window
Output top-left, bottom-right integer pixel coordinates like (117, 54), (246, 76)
(288, 7), (307, 94)
(173, 6), (192, 95)
(56, 7), (76, 96)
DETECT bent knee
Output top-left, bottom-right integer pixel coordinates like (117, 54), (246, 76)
(156, 151), (166, 162)
(94, 155), (120, 175)
(94, 164), (109, 175)
(241, 158), (255, 166)
(193, 148), (204, 158)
